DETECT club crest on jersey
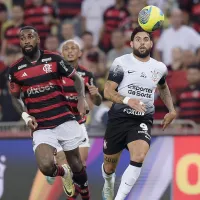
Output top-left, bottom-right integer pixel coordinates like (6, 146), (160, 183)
(43, 64), (52, 73)
(151, 70), (160, 82)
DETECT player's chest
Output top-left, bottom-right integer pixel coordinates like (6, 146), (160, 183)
(123, 68), (162, 86)
(15, 62), (58, 84)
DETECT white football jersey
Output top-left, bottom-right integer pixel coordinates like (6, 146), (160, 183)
(108, 53), (167, 119)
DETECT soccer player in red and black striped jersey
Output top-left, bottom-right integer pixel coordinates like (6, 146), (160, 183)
(46, 39), (102, 200)
(8, 26), (89, 198)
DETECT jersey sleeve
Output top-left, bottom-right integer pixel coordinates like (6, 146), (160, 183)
(8, 68), (21, 95)
(107, 59), (124, 84)
(57, 56), (76, 77)
(158, 64), (168, 85)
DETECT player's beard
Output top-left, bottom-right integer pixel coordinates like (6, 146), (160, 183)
(22, 45), (39, 58)
(133, 47), (151, 58)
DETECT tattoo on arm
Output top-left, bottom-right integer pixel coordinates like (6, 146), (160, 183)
(11, 96), (26, 115)
(104, 156), (118, 164)
(73, 73), (85, 97)
(104, 81), (124, 104)
(158, 83), (175, 112)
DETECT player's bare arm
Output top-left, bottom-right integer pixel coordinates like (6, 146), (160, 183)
(157, 82), (177, 130)
(86, 83), (102, 106)
(71, 72), (89, 115)
(9, 82), (38, 131)
(104, 80), (146, 113)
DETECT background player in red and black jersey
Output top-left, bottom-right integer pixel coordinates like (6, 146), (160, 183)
(8, 26), (90, 198)
(45, 39), (102, 200)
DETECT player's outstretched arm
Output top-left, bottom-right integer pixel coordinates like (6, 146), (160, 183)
(86, 83), (102, 106)
(104, 80), (124, 103)
(71, 72), (89, 115)
(8, 82), (38, 131)
(104, 80), (146, 113)
(157, 82), (177, 130)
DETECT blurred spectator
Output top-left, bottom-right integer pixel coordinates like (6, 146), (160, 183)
(44, 34), (59, 52)
(147, 0), (178, 15)
(107, 29), (132, 68)
(119, 0), (146, 44)
(167, 48), (188, 99)
(155, 8), (200, 66)
(181, 50), (197, 69)
(168, 47), (183, 70)
(0, 2), (8, 48)
(80, 31), (106, 77)
(59, 21), (83, 52)
(99, 0), (129, 53)
(1, 4), (25, 56)
(24, 0), (58, 48)
(57, 0), (83, 21)
(81, 0), (114, 45)
(0, 49), (22, 122)
(177, 64), (200, 123)
(178, 0), (200, 33)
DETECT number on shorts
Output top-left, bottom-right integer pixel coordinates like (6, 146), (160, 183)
(140, 123), (148, 131)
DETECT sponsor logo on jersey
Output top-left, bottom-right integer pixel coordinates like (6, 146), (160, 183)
(140, 72), (147, 78)
(41, 57), (52, 62)
(128, 84), (153, 98)
(112, 65), (122, 77)
(123, 108), (144, 116)
(18, 64), (27, 70)
(78, 72), (86, 77)
(27, 82), (54, 96)
(22, 72), (28, 77)
(65, 95), (78, 101)
(128, 70), (136, 74)
(59, 60), (68, 72)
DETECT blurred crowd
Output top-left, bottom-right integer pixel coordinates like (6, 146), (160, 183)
(0, 0), (200, 128)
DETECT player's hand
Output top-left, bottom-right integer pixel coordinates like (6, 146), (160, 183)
(162, 111), (177, 131)
(77, 96), (89, 117)
(27, 116), (38, 131)
(86, 83), (99, 96)
(127, 99), (146, 113)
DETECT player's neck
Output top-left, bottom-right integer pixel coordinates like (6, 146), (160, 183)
(25, 50), (41, 63)
(133, 54), (150, 62)
(69, 60), (79, 69)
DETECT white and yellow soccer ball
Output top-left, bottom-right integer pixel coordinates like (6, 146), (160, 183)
(138, 5), (164, 32)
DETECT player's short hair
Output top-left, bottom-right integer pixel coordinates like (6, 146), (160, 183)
(61, 39), (81, 51)
(20, 26), (38, 34)
(188, 63), (200, 70)
(130, 26), (153, 41)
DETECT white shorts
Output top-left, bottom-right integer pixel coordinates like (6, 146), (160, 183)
(56, 124), (90, 152)
(32, 120), (85, 152)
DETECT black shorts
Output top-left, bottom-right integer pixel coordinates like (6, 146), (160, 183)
(103, 118), (153, 155)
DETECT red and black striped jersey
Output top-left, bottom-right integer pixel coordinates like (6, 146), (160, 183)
(99, 6), (129, 52)
(4, 23), (26, 47)
(103, 6), (128, 33)
(24, 4), (56, 48)
(62, 65), (95, 124)
(8, 50), (76, 130)
(178, 85), (200, 123)
(58, 0), (83, 20)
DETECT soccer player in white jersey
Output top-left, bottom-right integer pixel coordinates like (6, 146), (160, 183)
(101, 26), (177, 200)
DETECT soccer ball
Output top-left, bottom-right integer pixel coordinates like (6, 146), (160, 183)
(138, 5), (164, 32)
